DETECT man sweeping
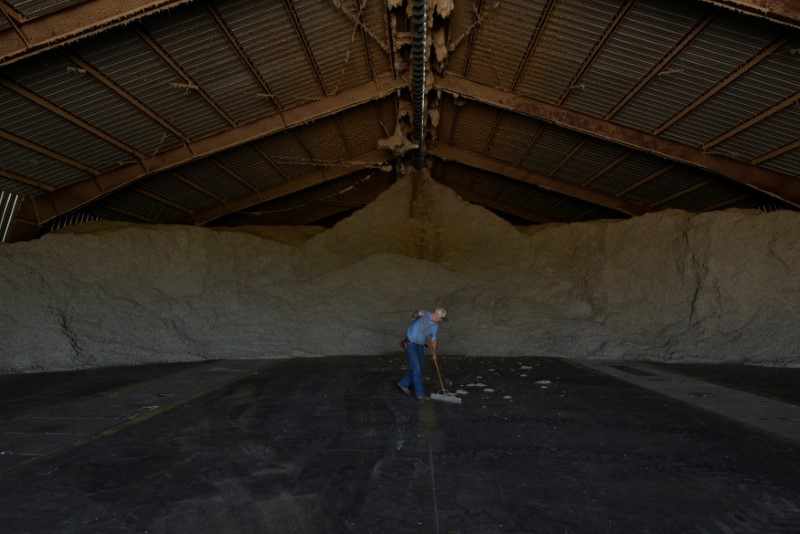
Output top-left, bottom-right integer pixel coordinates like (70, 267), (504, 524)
(397, 307), (446, 400)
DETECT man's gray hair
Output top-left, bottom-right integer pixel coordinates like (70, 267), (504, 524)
(434, 307), (447, 318)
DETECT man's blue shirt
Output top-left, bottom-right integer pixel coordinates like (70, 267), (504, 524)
(406, 311), (438, 345)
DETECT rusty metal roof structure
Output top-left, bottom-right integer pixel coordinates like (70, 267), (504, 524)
(1, 0), (799, 241)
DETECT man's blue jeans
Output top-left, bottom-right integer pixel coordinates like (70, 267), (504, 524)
(399, 342), (425, 398)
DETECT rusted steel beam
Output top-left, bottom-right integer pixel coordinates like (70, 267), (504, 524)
(437, 75), (800, 207)
(210, 157), (258, 192)
(751, 138), (800, 165)
(187, 148), (393, 225)
(429, 143), (647, 216)
(0, 0), (193, 67)
(13, 77), (403, 229)
(510, 0), (556, 91)
(698, 0), (800, 30)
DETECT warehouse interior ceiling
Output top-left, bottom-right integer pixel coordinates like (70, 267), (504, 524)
(1, 0), (800, 242)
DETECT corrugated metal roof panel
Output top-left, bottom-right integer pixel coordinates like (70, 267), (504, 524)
(522, 188), (567, 214)
(760, 149), (800, 178)
(518, 0), (620, 103)
(564, 0), (705, 118)
(7, 54), (182, 158)
(217, 0), (324, 110)
(298, 119), (351, 162)
(360, 0), (392, 74)
(551, 139), (628, 186)
(143, 3), (276, 125)
(519, 127), (584, 176)
(587, 152), (668, 196)
(137, 174), (219, 214)
(452, 103), (499, 154)
(84, 205), (138, 223)
(103, 189), (185, 222)
(496, 181), (534, 206)
(548, 197), (595, 221)
(0, 137), (90, 189)
(485, 112), (544, 165)
(465, 0), (546, 89)
(661, 26), (791, 147)
(214, 145), (286, 190)
(0, 177), (37, 197)
(8, 0), (85, 18)
(434, 161), (473, 189)
(471, 172), (505, 198)
(0, 84), (129, 173)
(713, 106), (800, 163)
(73, 28), (229, 141)
(659, 180), (750, 211)
(337, 103), (388, 156)
(622, 165), (708, 206)
(294, 0), (372, 92)
(255, 132), (314, 181)
(613, 12), (780, 132)
(178, 159), (253, 201)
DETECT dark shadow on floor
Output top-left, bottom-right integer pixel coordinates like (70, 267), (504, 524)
(2, 355), (800, 533)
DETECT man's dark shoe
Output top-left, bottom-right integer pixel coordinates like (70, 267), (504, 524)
(398, 383), (411, 395)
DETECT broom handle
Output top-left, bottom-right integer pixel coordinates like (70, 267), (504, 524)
(422, 315), (446, 394)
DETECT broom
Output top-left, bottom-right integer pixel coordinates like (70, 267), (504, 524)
(422, 317), (462, 405)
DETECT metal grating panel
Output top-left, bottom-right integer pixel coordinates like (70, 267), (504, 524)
(564, 0), (705, 118)
(178, 159), (253, 201)
(587, 151), (668, 196)
(0, 83), (131, 172)
(143, 2), (277, 125)
(294, 0), (372, 92)
(518, 0), (620, 103)
(216, 0), (325, 110)
(551, 139), (628, 186)
(73, 28), (229, 141)
(485, 112), (544, 165)
(465, 0), (546, 89)
(0, 137), (91, 190)
(6, 54), (182, 158)
(214, 145), (286, 190)
(137, 174), (220, 214)
(519, 127), (584, 176)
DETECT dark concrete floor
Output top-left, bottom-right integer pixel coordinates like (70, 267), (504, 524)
(2, 355), (800, 533)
